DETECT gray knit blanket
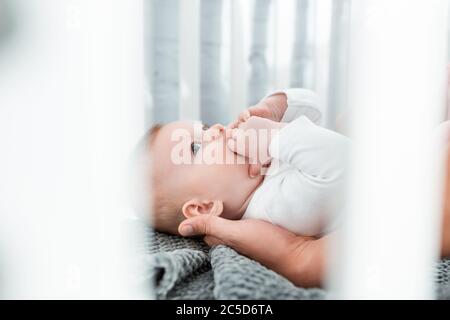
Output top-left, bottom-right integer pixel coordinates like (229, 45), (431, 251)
(143, 227), (450, 300)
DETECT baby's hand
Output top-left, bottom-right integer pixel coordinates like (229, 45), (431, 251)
(227, 117), (285, 171)
(228, 93), (288, 129)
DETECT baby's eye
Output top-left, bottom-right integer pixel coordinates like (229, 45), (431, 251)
(191, 142), (201, 155)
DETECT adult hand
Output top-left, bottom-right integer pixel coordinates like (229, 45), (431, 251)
(178, 214), (331, 288)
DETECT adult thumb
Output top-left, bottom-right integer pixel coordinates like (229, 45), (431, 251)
(178, 214), (249, 250)
(178, 214), (229, 238)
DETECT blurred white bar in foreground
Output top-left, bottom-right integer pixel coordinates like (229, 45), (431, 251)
(330, 0), (448, 299)
(272, 0), (295, 90)
(0, 0), (148, 298)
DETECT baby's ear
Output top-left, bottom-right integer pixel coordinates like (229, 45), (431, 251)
(182, 199), (223, 219)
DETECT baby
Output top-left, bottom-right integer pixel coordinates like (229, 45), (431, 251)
(140, 89), (349, 237)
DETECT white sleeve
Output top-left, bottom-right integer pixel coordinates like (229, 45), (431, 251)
(264, 88), (323, 125)
(269, 116), (349, 182)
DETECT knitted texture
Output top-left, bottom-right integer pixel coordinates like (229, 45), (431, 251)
(147, 228), (450, 300)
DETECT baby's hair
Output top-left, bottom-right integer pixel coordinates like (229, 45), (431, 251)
(132, 124), (185, 235)
(136, 124), (162, 153)
(129, 125), (160, 222)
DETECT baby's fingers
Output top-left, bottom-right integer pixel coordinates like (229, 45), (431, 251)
(248, 163), (262, 179)
(228, 137), (260, 179)
(227, 137), (248, 158)
(228, 110), (251, 129)
(238, 109), (251, 123)
(227, 128), (251, 157)
(227, 120), (240, 129)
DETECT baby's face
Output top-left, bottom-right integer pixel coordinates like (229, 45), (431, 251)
(152, 120), (263, 219)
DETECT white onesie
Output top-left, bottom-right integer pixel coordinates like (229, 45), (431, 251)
(242, 89), (349, 237)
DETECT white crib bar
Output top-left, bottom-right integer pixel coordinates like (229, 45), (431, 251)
(273, 0), (295, 90)
(326, 0), (351, 130)
(0, 0), (147, 298)
(179, 0), (201, 120)
(291, 0), (314, 89)
(230, 0), (249, 116)
(330, 0), (448, 299)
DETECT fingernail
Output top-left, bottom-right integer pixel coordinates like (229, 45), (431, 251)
(180, 225), (194, 236)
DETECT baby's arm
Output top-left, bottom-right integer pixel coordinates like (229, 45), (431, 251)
(228, 88), (325, 179)
(228, 115), (349, 235)
(270, 116), (349, 182)
(268, 117), (349, 235)
(230, 89), (322, 128)
(228, 115), (349, 181)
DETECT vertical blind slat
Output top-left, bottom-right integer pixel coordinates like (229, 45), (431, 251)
(273, 0), (295, 89)
(179, 0), (201, 120)
(248, 0), (271, 105)
(327, 0), (351, 130)
(200, 0), (227, 125)
(230, 0), (249, 117)
(151, 0), (179, 123)
(291, 0), (313, 89)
